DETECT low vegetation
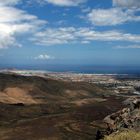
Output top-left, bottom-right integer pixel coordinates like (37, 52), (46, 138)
(104, 130), (140, 140)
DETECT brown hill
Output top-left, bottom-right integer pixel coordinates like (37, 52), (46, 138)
(0, 73), (125, 140)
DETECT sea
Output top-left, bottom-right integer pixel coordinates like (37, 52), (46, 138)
(0, 64), (140, 75)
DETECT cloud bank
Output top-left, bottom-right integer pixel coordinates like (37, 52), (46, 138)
(0, 0), (140, 49)
(31, 27), (140, 46)
(0, 0), (21, 6)
(88, 8), (140, 26)
(37, 0), (86, 6)
(113, 0), (140, 8)
(0, 0), (46, 49)
(115, 45), (140, 49)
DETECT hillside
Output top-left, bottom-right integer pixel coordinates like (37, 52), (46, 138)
(0, 73), (126, 140)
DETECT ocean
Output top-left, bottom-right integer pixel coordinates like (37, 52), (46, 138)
(0, 64), (140, 74)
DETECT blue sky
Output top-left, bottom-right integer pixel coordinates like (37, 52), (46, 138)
(0, 0), (140, 68)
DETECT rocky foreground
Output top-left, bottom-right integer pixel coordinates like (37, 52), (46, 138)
(103, 98), (140, 135)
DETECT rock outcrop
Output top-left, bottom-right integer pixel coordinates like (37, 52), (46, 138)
(103, 98), (140, 135)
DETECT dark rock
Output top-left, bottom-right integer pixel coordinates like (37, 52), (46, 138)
(95, 130), (104, 140)
(10, 103), (25, 106)
(103, 98), (140, 135)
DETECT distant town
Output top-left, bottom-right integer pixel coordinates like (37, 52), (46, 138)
(1, 69), (140, 98)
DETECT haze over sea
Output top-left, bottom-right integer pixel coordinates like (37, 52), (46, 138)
(0, 64), (140, 74)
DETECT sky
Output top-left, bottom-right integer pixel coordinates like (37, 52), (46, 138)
(0, 0), (140, 68)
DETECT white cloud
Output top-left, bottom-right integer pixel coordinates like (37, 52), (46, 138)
(81, 7), (91, 13)
(0, 0), (21, 6)
(0, 34), (21, 49)
(31, 27), (140, 46)
(38, 0), (86, 6)
(35, 54), (55, 60)
(0, 6), (37, 23)
(113, 0), (140, 8)
(31, 27), (76, 46)
(0, 1), (46, 49)
(115, 45), (140, 49)
(87, 8), (140, 26)
(0, 0), (140, 49)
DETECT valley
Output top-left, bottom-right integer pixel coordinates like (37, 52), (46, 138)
(0, 71), (139, 140)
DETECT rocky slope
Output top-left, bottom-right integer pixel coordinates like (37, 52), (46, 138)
(100, 97), (140, 139)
